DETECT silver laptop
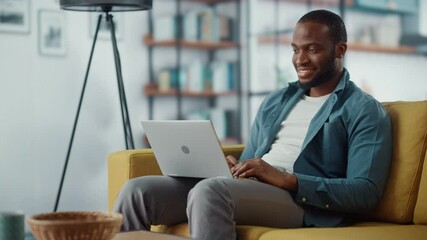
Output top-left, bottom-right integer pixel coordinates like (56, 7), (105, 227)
(141, 120), (233, 179)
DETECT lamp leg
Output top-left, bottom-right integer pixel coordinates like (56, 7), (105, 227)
(107, 13), (135, 149)
(53, 14), (103, 212)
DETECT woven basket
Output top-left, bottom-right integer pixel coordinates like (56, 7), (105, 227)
(27, 211), (122, 240)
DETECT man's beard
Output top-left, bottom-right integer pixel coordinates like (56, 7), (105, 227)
(299, 51), (337, 91)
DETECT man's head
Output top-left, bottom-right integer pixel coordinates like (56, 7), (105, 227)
(291, 10), (347, 93)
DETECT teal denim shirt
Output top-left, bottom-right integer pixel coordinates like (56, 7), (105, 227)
(240, 69), (392, 227)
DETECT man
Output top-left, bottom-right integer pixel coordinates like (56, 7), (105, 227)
(113, 9), (392, 239)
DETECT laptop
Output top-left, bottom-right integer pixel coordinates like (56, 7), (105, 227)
(141, 120), (233, 179)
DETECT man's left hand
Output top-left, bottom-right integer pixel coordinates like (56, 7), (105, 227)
(231, 158), (298, 192)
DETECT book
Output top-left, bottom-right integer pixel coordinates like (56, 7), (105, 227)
(210, 61), (237, 92)
(154, 15), (179, 40)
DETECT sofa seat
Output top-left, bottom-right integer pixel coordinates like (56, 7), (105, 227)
(151, 222), (427, 240)
(259, 225), (427, 240)
(152, 224), (278, 240)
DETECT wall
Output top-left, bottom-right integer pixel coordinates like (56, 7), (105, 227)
(0, 0), (150, 231)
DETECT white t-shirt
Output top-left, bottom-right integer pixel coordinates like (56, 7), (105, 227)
(261, 93), (330, 173)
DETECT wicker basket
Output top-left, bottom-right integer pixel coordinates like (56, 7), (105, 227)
(27, 211), (122, 240)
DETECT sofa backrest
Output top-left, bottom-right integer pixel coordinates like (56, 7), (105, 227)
(369, 101), (427, 223)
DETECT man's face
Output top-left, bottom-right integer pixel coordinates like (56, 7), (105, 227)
(291, 22), (338, 89)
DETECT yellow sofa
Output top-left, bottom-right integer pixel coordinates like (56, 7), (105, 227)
(108, 101), (427, 240)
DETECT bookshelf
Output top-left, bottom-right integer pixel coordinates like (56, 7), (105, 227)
(145, 0), (242, 144)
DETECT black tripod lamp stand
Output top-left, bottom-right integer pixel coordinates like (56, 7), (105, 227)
(54, 0), (152, 212)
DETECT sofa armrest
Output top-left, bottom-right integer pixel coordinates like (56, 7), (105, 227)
(108, 144), (245, 210)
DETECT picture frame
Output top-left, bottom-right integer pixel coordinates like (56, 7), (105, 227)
(90, 12), (124, 40)
(0, 0), (30, 33)
(38, 10), (67, 56)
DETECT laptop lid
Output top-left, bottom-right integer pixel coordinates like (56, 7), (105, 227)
(141, 120), (233, 179)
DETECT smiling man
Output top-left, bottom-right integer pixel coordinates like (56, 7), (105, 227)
(113, 10), (393, 240)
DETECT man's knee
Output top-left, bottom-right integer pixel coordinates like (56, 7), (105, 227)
(188, 178), (230, 204)
(115, 176), (160, 208)
(119, 177), (150, 196)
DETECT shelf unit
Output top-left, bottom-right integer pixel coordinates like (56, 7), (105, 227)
(145, 0), (242, 144)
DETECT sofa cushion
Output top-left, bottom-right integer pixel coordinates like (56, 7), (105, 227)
(414, 150), (427, 224)
(369, 101), (427, 223)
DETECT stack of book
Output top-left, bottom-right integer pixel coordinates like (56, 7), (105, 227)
(156, 61), (237, 93)
(154, 9), (234, 42)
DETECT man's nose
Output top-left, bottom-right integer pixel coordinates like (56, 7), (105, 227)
(295, 52), (309, 65)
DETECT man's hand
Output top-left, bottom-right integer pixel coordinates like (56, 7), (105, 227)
(231, 158), (298, 192)
(226, 155), (238, 169)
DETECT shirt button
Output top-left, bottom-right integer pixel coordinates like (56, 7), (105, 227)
(325, 204), (330, 209)
(302, 197), (307, 202)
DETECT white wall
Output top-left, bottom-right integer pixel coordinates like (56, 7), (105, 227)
(0, 0), (150, 230)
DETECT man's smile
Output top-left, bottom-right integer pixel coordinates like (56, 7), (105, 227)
(296, 67), (316, 79)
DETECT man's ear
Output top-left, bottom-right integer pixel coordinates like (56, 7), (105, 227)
(336, 43), (347, 58)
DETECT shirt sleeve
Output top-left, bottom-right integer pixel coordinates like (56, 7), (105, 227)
(239, 100), (264, 161)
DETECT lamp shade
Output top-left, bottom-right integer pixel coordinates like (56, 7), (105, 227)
(60, 0), (152, 12)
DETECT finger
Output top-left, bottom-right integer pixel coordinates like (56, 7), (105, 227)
(230, 163), (240, 174)
(233, 162), (252, 177)
(226, 155), (238, 166)
(238, 168), (256, 178)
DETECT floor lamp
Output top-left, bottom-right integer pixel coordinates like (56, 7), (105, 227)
(54, 0), (152, 212)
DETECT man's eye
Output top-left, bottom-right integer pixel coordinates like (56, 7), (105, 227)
(308, 48), (318, 53)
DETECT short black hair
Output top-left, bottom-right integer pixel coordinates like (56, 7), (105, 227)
(297, 9), (347, 44)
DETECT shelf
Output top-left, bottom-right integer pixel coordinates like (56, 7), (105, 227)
(348, 42), (416, 54)
(258, 35), (417, 55)
(144, 35), (239, 50)
(145, 85), (238, 97)
(248, 91), (272, 96)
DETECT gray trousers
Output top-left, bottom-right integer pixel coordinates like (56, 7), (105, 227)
(113, 176), (304, 240)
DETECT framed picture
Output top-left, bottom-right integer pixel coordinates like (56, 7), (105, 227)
(38, 10), (66, 56)
(90, 12), (124, 40)
(0, 0), (30, 33)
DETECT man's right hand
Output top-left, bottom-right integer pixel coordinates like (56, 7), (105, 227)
(226, 155), (238, 169)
